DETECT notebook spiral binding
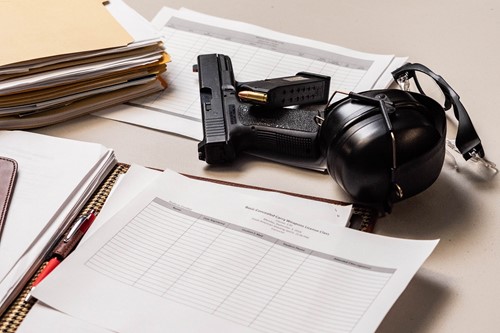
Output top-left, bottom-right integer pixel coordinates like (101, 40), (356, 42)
(0, 163), (130, 333)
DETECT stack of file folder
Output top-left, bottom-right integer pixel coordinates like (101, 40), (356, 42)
(0, 0), (169, 129)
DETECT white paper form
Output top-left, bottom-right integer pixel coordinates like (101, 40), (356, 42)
(95, 7), (405, 140)
(33, 170), (437, 333)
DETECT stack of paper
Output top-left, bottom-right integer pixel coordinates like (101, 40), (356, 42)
(0, 0), (169, 129)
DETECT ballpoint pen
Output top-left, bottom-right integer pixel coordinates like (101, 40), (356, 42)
(25, 209), (96, 302)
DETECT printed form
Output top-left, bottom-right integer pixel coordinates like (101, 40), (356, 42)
(95, 7), (406, 140)
(32, 170), (437, 333)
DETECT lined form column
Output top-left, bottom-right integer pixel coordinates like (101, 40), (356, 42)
(249, 254), (394, 333)
(86, 198), (210, 288)
(132, 208), (227, 295)
(162, 225), (278, 313)
(213, 242), (310, 325)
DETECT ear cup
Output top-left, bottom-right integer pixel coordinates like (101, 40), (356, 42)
(319, 90), (446, 210)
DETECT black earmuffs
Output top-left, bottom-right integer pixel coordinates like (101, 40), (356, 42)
(318, 63), (485, 212)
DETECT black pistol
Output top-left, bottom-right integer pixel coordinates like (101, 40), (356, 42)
(195, 53), (330, 164)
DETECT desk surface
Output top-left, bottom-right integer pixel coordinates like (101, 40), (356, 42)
(34, 1), (500, 332)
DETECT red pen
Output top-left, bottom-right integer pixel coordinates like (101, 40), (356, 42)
(29, 257), (61, 290)
(62, 209), (97, 244)
(25, 209), (96, 302)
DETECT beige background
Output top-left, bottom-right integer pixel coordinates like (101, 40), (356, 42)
(34, 1), (500, 332)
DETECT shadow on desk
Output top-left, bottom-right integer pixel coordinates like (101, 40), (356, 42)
(375, 168), (496, 239)
(377, 272), (449, 333)
(374, 164), (498, 332)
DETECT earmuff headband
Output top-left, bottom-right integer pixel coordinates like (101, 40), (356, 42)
(391, 63), (484, 161)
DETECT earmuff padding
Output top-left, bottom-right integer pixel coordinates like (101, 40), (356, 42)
(320, 89), (446, 208)
(328, 116), (393, 201)
(392, 134), (446, 202)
